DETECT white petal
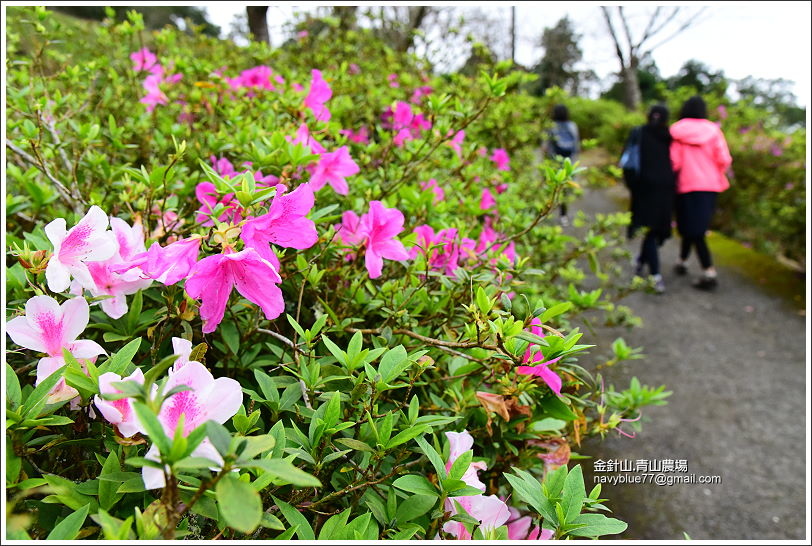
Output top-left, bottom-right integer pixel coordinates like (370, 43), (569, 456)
(6, 316), (47, 353)
(44, 217), (67, 255)
(45, 260), (73, 293)
(60, 297), (90, 343)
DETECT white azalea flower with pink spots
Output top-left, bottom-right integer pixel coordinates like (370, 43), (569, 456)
(79, 217), (153, 319)
(44, 205), (117, 293)
(141, 360), (242, 489)
(6, 295), (105, 403)
(94, 368), (146, 438)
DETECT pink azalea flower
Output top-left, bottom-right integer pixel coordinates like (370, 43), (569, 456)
(339, 201), (410, 279)
(480, 188), (497, 211)
(447, 130), (465, 157)
(94, 368), (146, 438)
(393, 128), (413, 147)
(235, 65), (276, 91)
(194, 182), (243, 226)
(289, 123), (326, 155)
(240, 184), (318, 267)
(387, 73), (400, 88)
(393, 101), (413, 129)
(308, 146), (360, 195)
(443, 495), (511, 539)
(410, 85), (433, 104)
(184, 248), (284, 333)
(410, 225), (461, 277)
(717, 104), (728, 120)
(495, 183), (508, 194)
(304, 69), (332, 122)
(339, 126), (369, 145)
(490, 148), (511, 171)
(419, 179), (445, 204)
(142, 360), (242, 489)
(169, 337), (199, 371)
(6, 296), (106, 404)
(130, 47), (161, 75)
(119, 237), (201, 286)
(44, 205), (118, 293)
(335, 210), (366, 248)
(210, 156), (237, 178)
(506, 506), (554, 540)
(442, 430), (510, 539)
(292, 82), (304, 93)
(348, 63), (361, 75)
(410, 113), (432, 133)
(516, 318), (563, 395)
(140, 73), (169, 112)
(476, 217), (516, 264)
(252, 170), (279, 187)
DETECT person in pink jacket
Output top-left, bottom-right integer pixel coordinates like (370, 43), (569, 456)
(669, 96), (732, 290)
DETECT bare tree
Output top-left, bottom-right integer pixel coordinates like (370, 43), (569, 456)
(246, 6), (269, 44)
(601, 6), (707, 110)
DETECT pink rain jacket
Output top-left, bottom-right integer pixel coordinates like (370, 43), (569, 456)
(669, 118), (733, 194)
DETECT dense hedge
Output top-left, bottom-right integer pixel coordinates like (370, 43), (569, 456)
(5, 7), (668, 541)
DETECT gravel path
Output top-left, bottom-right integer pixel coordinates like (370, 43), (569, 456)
(573, 182), (807, 540)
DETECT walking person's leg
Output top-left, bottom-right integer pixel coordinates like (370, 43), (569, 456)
(674, 193), (689, 275)
(691, 192), (719, 290)
(641, 231), (665, 293)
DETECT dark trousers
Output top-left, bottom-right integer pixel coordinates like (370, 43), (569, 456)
(676, 191), (718, 269)
(638, 231), (661, 275)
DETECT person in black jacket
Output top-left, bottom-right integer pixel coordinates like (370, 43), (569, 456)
(622, 104), (676, 294)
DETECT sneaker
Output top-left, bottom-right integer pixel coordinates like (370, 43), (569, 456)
(692, 276), (718, 291)
(653, 276), (666, 294)
(674, 263), (688, 276)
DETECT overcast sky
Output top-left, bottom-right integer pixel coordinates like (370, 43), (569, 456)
(205, 2), (811, 106)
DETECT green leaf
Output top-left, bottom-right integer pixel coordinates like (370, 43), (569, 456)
(216, 474), (262, 534)
(98, 450), (123, 510)
(415, 436), (447, 480)
(221, 321), (240, 355)
(272, 496), (315, 540)
(396, 495), (436, 522)
(22, 364), (67, 419)
(46, 503), (90, 540)
(504, 468), (557, 523)
(246, 459), (321, 487)
(448, 450), (473, 482)
(206, 421), (231, 457)
(318, 508), (351, 540)
(392, 475), (438, 497)
(335, 437), (374, 452)
(566, 513), (628, 537)
(259, 512), (285, 530)
(143, 353), (179, 387)
(386, 425), (430, 449)
(126, 290), (143, 333)
(541, 302), (572, 322)
(6, 364), (22, 411)
(132, 402), (171, 456)
(540, 396), (578, 421)
(378, 345), (409, 383)
(562, 464), (586, 523)
(100, 338), (142, 376)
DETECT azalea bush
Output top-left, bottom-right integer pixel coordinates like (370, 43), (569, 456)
(5, 7), (669, 540)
